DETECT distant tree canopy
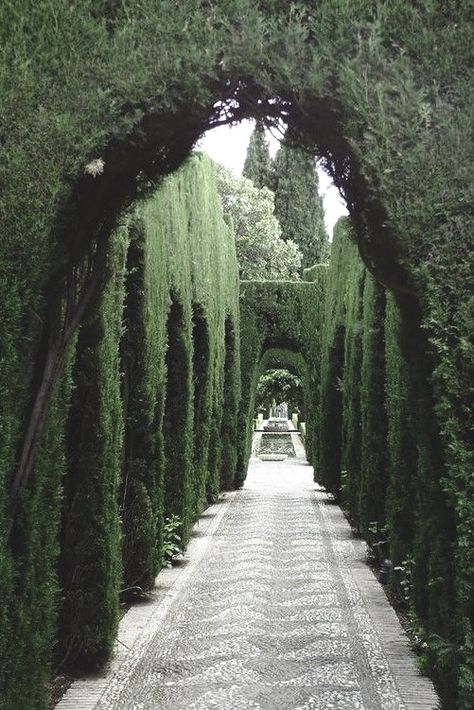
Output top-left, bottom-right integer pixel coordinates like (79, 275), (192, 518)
(242, 120), (273, 190)
(273, 142), (330, 268)
(243, 123), (329, 272)
(216, 164), (302, 281)
(255, 368), (303, 417)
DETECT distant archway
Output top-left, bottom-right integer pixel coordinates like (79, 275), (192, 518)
(237, 278), (324, 484)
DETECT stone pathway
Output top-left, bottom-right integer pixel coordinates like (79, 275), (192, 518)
(57, 452), (439, 710)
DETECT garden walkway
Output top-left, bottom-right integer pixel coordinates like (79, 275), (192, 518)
(57, 437), (439, 710)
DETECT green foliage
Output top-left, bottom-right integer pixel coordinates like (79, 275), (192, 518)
(340, 256), (365, 515)
(191, 306), (213, 515)
(0, 154), (241, 707)
(161, 516), (183, 564)
(302, 264), (322, 282)
(358, 274), (388, 535)
(1, 355), (74, 709)
(384, 294), (417, 590)
(163, 295), (193, 536)
(255, 368), (303, 417)
(216, 164), (302, 280)
(0, 2), (472, 705)
(319, 219), (466, 705)
(318, 218), (360, 497)
(219, 317), (240, 491)
(58, 227), (128, 669)
(121, 215), (165, 591)
(123, 153), (241, 559)
(243, 120), (273, 189)
(273, 142), (329, 269)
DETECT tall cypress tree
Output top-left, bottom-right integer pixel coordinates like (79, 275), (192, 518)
(273, 142), (330, 268)
(243, 119), (273, 189)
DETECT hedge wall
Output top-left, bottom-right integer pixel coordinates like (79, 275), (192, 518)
(0, 154), (241, 708)
(318, 218), (467, 705)
(120, 151), (241, 605)
(1, 2), (472, 706)
(58, 226), (128, 670)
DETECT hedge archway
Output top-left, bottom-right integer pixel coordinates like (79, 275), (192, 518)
(1, 5), (473, 706)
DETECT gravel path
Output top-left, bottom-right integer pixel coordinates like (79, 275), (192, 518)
(57, 453), (439, 710)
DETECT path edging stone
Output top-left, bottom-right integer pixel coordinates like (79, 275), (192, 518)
(55, 492), (236, 710)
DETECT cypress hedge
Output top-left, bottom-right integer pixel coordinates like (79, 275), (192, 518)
(219, 317), (240, 492)
(120, 215), (165, 592)
(318, 219), (360, 497)
(340, 258), (365, 516)
(1, 2), (472, 705)
(318, 218), (466, 704)
(358, 274), (388, 535)
(2, 360), (74, 709)
(58, 226), (128, 669)
(0, 154), (241, 707)
(122, 152), (241, 562)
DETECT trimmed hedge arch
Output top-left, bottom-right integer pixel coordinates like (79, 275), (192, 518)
(238, 277), (325, 484)
(1, 4), (473, 706)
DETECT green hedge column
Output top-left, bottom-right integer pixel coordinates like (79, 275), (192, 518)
(384, 294), (416, 581)
(191, 306), (213, 515)
(58, 230), (127, 668)
(341, 266), (365, 517)
(163, 294), (194, 542)
(220, 317), (240, 490)
(1, 360), (73, 710)
(318, 219), (359, 496)
(358, 274), (388, 534)
(121, 217), (165, 590)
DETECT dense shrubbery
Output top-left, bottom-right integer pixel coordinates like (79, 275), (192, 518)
(0, 2), (472, 706)
(0, 155), (241, 707)
(318, 219), (467, 706)
(216, 165), (302, 280)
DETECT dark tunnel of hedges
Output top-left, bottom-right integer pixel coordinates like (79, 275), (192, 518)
(0, 3), (473, 707)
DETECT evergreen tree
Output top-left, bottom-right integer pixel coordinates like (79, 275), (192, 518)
(273, 142), (330, 268)
(242, 119), (273, 189)
(217, 165), (302, 281)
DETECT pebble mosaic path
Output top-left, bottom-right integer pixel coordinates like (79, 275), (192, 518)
(57, 444), (439, 710)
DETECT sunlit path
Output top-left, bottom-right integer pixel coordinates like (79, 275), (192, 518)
(57, 444), (438, 710)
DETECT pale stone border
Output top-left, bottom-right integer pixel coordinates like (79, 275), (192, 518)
(315, 487), (440, 710)
(287, 417), (307, 458)
(55, 492), (236, 710)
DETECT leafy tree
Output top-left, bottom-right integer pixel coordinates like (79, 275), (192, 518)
(255, 369), (303, 416)
(216, 164), (302, 281)
(243, 120), (273, 189)
(273, 142), (330, 268)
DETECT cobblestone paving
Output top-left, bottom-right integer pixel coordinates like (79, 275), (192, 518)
(85, 454), (439, 710)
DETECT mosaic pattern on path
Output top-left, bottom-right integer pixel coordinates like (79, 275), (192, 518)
(94, 456), (437, 710)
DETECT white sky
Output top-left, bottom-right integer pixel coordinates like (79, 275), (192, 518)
(196, 119), (348, 239)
